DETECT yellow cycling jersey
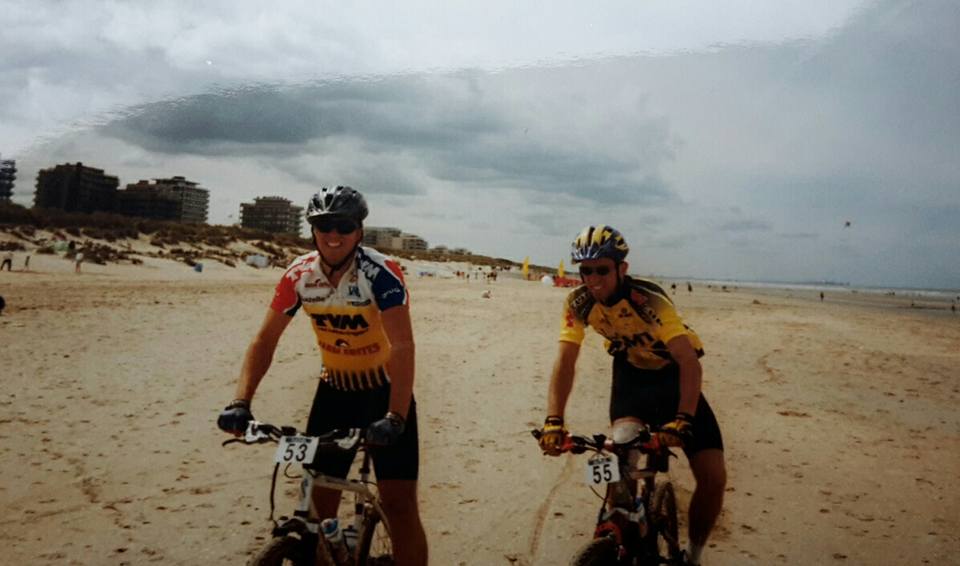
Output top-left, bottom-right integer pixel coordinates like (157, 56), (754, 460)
(559, 277), (704, 370)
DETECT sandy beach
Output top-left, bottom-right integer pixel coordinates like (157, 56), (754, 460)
(1, 251), (958, 565)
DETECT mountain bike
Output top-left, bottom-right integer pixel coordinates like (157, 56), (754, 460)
(224, 422), (394, 566)
(533, 425), (683, 566)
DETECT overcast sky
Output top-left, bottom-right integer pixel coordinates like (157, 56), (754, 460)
(3, 0), (958, 289)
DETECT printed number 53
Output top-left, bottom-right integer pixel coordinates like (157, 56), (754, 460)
(274, 436), (319, 465)
(285, 443), (308, 462)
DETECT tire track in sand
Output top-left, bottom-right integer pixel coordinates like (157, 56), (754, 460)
(527, 455), (577, 563)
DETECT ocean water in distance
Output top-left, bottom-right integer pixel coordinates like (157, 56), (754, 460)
(650, 277), (959, 302)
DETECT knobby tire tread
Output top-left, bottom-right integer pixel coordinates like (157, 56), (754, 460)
(356, 509), (394, 566)
(248, 534), (336, 566)
(651, 481), (681, 563)
(569, 535), (619, 566)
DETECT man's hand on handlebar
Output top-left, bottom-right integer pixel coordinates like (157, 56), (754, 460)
(660, 412), (694, 448)
(365, 411), (405, 446)
(539, 415), (568, 456)
(217, 399), (254, 436)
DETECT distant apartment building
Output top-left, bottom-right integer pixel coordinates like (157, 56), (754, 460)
(240, 196), (303, 234)
(116, 176), (209, 223)
(362, 226), (428, 251)
(391, 233), (428, 251)
(0, 155), (15, 201)
(34, 162), (119, 213)
(432, 245), (449, 254)
(363, 227), (402, 248)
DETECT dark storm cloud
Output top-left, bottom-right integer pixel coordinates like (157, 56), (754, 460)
(100, 72), (679, 206)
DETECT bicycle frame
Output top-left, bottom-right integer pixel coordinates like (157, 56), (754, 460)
(285, 450), (391, 539)
(225, 423), (391, 544)
(534, 427), (681, 564)
(593, 448), (671, 555)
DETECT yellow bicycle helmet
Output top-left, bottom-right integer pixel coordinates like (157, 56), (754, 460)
(571, 225), (629, 263)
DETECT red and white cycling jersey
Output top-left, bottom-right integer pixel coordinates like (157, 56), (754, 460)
(270, 247), (408, 390)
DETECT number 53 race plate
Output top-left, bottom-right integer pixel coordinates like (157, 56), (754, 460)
(585, 453), (620, 485)
(274, 436), (319, 464)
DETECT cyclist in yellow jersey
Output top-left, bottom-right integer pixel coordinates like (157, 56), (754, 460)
(540, 225), (726, 566)
(218, 186), (427, 566)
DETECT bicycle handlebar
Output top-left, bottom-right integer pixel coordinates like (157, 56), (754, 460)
(222, 421), (367, 451)
(530, 426), (681, 454)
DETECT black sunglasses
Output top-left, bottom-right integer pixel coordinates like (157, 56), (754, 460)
(312, 217), (359, 234)
(579, 265), (612, 277)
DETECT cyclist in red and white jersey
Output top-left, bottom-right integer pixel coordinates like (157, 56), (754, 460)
(218, 186), (427, 566)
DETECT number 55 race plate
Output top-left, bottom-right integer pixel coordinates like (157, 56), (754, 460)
(274, 436), (319, 465)
(585, 453), (620, 485)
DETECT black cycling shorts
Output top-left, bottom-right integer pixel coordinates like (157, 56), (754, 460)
(610, 356), (724, 457)
(305, 380), (419, 481)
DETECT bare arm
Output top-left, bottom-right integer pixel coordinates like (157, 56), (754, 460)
(382, 304), (415, 418)
(667, 335), (702, 416)
(234, 308), (294, 402)
(547, 340), (581, 418)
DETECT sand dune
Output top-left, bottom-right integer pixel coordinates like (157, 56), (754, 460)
(1, 256), (958, 565)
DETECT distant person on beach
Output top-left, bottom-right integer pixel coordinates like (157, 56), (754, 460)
(820, 292), (824, 302)
(0, 294), (5, 315)
(538, 225), (725, 566)
(688, 282), (693, 293)
(74, 251), (83, 273)
(1, 251), (12, 271)
(23, 254), (30, 271)
(217, 186), (427, 565)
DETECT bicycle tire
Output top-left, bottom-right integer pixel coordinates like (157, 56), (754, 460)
(569, 535), (618, 566)
(248, 534), (336, 566)
(356, 508), (395, 565)
(650, 481), (681, 563)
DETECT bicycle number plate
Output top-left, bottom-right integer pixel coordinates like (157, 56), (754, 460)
(585, 454), (620, 485)
(274, 436), (319, 465)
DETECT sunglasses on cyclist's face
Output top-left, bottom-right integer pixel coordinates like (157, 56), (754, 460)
(579, 265), (613, 277)
(312, 217), (359, 235)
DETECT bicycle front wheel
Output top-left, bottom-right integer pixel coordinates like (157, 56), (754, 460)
(570, 535), (618, 566)
(248, 534), (336, 566)
(356, 508), (394, 565)
(650, 481), (681, 563)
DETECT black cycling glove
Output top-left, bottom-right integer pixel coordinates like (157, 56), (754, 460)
(217, 399), (253, 434)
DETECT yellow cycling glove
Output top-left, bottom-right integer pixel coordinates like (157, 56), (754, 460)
(660, 412), (695, 447)
(539, 415), (567, 455)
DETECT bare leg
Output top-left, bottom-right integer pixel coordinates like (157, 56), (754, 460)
(610, 417), (646, 500)
(686, 448), (726, 546)
(378, 479), (428, 566)
(311, 485), (343, 563)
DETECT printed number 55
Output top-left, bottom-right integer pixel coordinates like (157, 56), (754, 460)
(593, 462), (613, 483)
